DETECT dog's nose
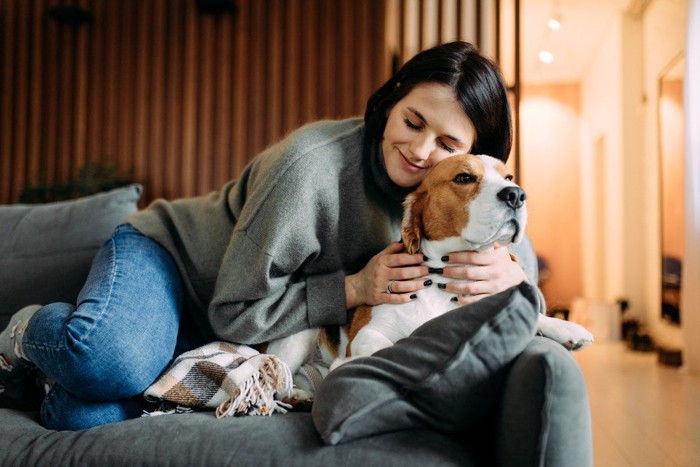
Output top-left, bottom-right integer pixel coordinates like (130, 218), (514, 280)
(497, 186), (526, 209)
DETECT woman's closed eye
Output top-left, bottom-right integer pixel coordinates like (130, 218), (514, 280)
(404, 118), (422, 131)
(438, 140), (456, 153)
(404, 118), (456, 153)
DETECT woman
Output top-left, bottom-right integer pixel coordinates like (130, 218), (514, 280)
(0, 41), (526, 430)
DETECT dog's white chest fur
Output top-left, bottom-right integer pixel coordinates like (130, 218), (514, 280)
(358, 276), (458, 344)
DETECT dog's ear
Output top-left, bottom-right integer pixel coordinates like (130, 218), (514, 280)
(401, 191), (425, 255)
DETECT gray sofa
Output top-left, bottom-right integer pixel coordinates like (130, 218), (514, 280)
(0, 185), (593, 466)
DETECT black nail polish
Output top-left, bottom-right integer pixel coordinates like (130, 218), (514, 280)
(437, 283), (447, 289)
(451, 296), (458, 302)
(410, 294), (418, 299)
(423, 255), (430, 262)
(423, 280), (433, 286)
(441, 256), (449, 262)
(428, 267), (444, 274)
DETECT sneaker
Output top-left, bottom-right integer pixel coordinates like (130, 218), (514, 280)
(0, 305), (44, 410)
(0, 304), (41, 376)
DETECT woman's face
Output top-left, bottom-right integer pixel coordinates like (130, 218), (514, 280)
(382, 83), (476, 188)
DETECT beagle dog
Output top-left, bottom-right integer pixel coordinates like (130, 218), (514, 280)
(268, 153), (593, 402)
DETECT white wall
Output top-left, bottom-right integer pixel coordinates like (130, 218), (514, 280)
(580, 18), (626, 306)
(620, 13), (646, 326)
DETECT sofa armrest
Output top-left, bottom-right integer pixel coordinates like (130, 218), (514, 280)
(495, 336), (593, 467)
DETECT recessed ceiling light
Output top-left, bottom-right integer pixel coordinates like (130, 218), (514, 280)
(539, 50), (554, 63)
(547, 17), (561, 31)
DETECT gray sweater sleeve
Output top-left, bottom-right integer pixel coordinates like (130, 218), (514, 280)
(208, 228), (348, 345)
(207, 123), (363, 345)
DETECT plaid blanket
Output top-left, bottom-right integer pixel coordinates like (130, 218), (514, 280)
(144, 341), (293, 417)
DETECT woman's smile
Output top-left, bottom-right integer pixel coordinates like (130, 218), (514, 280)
(398, 149), (428, 172)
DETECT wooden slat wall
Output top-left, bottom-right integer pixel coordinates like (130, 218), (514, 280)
(384, 0), (496, 72)
(1, 0), (496, 206)
(0, 0), (387, 205)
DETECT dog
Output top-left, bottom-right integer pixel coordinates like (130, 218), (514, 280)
(268, 153), (593, 403)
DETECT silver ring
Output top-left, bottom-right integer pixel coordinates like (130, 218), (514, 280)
(386, 280), (396, 294)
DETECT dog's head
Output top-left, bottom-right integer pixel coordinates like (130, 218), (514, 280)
(401, 154), (527, 254)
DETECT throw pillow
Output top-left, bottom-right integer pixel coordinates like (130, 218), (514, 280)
(0, 184), (143, 329)
(312, 281), (540, 445)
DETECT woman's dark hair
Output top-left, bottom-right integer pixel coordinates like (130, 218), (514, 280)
(364, 41), (513, 162)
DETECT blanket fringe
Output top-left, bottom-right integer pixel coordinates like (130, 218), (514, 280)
(215, 356), (293, 418)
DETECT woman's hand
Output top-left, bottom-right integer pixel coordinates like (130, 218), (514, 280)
(345, 242), (429, 309)
(439, 244), (527, 305)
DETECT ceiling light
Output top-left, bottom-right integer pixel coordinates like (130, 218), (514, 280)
(539, 50), (554, 64)
(547, 17), (561, 30)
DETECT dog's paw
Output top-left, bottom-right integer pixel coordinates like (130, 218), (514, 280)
(537, 315), (594, 351)
(276, 387), (314, 411)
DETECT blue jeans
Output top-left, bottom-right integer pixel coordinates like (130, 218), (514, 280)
(22, 224), (197, 430)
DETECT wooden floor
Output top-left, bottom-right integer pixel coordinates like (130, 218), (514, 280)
(574, 341), (700, 466)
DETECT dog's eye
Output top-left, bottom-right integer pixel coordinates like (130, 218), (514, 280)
(505, 174), (514, 181)
(453, 173), (476, 184)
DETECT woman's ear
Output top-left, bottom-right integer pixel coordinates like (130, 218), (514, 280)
(401, 191), (425, 255)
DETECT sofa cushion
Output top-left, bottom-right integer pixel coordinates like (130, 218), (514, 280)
(312, 281), (539, 445)
(0, 185), (142, 329)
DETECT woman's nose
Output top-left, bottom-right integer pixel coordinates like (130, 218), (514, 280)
(409, 134), (435, 160)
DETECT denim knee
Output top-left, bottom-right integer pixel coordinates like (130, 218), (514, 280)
(59, 329), (178, 400)
(41, 383), (146, 431)
(24, 303), (178, 400)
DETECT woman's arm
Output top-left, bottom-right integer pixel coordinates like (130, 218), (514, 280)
(207, 122), (371, 345)
(210, 234), (430, 345)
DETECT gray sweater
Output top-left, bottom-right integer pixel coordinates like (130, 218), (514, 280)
(129, 118), (410, 344)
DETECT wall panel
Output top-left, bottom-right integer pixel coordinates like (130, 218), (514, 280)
(0, 0), (388, 205)
(388, 0), (495, 67)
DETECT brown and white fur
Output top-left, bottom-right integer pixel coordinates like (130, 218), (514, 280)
(268, 154), (593, 402)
